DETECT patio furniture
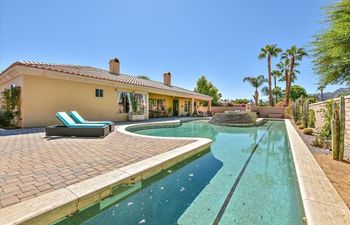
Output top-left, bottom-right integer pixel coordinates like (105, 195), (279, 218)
(46, 112), (110, 137)
(69, 111), (114, 131)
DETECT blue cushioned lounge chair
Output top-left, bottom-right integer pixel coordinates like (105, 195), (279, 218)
(69, 111), (114, 132)
(45, 112), (110, 137)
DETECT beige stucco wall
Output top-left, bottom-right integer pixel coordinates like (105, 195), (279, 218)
(21, 75), (129, 127)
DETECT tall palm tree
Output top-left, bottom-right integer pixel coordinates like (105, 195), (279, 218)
(284, 46), (308, 105)
(271, 70), (282, 89)
(277, 59), (300, 97)
(243, 75), (266, 105)
(272, 87), (283, 103)
(317, 84), (326, 101)
(272, 69), (282, 103)
(258, 44), (282, 106)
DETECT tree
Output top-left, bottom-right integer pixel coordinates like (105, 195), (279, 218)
(243, 75), (266, 105)
(258, 44), (282, 106)
(317, 84), (326, 101)
(271, 70), (282, 89)
(232, 98), (250, 104)
(194, 76), (222, 105)
(137, 75), (150, 80)
(272, 87), (283, 103)
(312, 0), (350, 86)
(290, 85), (307, 101)
(283, 46), (308, 105)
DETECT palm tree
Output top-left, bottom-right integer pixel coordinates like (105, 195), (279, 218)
(271, 70), (282, 89)
(258, 44), (282, 106)
(272, 87), (283, 103)
(243, 75), (266, 105)
(272, 69), (282, 103)
(284, 46), (308, 105)
(317, 84), (326, 101)
(277, 59), (300, 100)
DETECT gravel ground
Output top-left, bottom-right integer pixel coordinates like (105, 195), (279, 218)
(291, 121), (350, 208)
(291, 122), (330, 154)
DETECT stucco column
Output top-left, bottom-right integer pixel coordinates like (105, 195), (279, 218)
(190, 98), (194, 116)
(208, 100), (212, 112)
(145, 93), (149, 119)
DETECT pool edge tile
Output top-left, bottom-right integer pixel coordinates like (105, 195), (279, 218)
(0, 189), (78, 225)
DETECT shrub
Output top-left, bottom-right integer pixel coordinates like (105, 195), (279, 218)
(311, 136), (330, 148)
(285, 105), (292, 119)
(0, 111), (14, 127)
(319, 101), (334, 140)
(298, 125), (304, 129)
(308, 109), (316, 128)
(296, 121), (302, 126)
(303, 128), (313, 135)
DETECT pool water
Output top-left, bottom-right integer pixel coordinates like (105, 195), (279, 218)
(57, 120), (304, 225)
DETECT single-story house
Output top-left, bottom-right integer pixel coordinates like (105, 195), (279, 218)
(0, 58), (212, 127)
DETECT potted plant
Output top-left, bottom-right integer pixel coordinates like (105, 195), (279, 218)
(128, 92), (145, 121)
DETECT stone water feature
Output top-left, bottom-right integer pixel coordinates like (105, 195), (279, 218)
(209, 111), (264, 127)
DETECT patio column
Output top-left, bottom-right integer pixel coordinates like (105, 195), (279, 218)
(145, 93), (149, 119)
(190, 98), (194, 116)
(208, 100), (212, 112)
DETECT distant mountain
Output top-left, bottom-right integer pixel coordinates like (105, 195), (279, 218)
(312, 88), (350, 101)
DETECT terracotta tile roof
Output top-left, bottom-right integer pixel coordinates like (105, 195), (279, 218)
(1, 61), (211, 100)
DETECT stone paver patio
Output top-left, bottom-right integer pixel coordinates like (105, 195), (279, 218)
(0, 121), (195, 209)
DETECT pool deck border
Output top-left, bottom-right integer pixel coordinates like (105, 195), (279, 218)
(0, 120), (212, 225)
(285, 119), (350, 225)
(2, 119), (350, 225)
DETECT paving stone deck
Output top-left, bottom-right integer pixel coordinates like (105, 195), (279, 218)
(0, 126), (193, 208)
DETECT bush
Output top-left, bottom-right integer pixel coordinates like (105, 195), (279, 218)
(308, 109), (316, 128)
(298, 125), (304, 129)
(296, 121), (302, 126)
(285, 105), (292, 119)
(0, 111), (14, 127)
(303, 128), (313, 135)
(311, 136), (330, 148)
(319, 101), (334, 140)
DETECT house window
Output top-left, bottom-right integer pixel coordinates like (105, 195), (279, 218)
(95, 89), (104, 97)
(149, 99), (166, 111)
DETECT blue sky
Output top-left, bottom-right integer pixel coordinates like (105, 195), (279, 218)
(0, 0), (344, 100)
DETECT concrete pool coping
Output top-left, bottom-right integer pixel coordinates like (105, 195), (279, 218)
(285, 119), (350, 225)
(0, 120), (212, 225)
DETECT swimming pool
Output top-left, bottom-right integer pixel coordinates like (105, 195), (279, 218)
(56, 120), (304, 225)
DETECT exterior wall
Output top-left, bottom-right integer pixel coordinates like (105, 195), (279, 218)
(248, 105), (286, 118)
(199, 106), (246, 113)
(309, 96), (350, 157)
(179, 98), (191, 116)
(21, 75), (128, 127)
(201, 105), (286, 118)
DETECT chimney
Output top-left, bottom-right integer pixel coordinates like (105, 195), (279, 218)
(163, 72), (171, 86)
(109, 58), (120, 75)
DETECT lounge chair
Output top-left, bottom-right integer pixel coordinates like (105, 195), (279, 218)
(69, 111), (115, 132)
(46, 112), (110, 137)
